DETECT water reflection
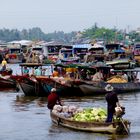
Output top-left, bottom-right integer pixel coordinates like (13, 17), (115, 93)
(13, 95), (48, 111)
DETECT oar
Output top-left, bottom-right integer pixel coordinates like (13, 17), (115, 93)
(120, 117), (130, 135)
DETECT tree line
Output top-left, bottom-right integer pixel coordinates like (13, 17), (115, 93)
(0, 25), (139, 44)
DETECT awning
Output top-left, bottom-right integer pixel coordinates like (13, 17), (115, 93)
(73, 44), (91, 49)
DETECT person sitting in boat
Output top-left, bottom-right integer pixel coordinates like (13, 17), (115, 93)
(105, 84), (121, 122)
(45, 65), (53, 78)
(52, 68), (59, 77)
(47, 88), (63, 110)
(34, 67), (42, 76)
(121, 72), (128, 82)
(91, 69), (104, 82)
(1, 58), (7, 72)
(23, 66), (29, 76)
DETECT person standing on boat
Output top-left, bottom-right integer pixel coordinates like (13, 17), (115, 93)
(47, 88), (63, 110)
(105, 84), (121, 122)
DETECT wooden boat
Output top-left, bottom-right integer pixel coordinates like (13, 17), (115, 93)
(38, 76), (83, 96)
(17, 76), (50, 96)
(78, 69), (140, 95)
(50, 111), (130, 135)
(0, 77), (17, 90)
(79, 81), (140, 95)
(11, 63), (52, 96)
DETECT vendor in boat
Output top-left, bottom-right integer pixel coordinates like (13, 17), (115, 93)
(47, 88), (63, 110)
(23, 66), (29, 76)
(91, 69), (104, 82)
(105, 84), (121, 122)
(34, 67), (42, 76)
(52, 68), (59, 77)
(121, 72), (128, 82)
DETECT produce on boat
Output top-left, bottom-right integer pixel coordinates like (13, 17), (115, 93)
(50, 105), (131, 135)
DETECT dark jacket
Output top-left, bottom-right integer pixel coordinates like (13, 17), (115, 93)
(105, 91), (118, 113)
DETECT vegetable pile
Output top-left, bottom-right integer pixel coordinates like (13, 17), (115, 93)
(73, 107), (107, 122)
(52, 105), (107, 122)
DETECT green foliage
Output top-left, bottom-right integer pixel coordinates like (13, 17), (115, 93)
(0, 25), (137, 43)
(73, 107), (107, 122)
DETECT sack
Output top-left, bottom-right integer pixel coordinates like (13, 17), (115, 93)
(115, 106), (125, 117)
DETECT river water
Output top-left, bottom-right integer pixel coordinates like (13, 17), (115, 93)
(0, 64), (140, 140)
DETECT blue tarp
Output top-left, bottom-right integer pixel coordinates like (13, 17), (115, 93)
(113, 49), (125, 53)
(73, 44), (91, 49)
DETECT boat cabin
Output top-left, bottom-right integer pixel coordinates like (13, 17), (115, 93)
(105, 44), (124, 60)
(84, 43), (106, 63)
(6, 44), (23, 63)
(73, 44), (90, 62)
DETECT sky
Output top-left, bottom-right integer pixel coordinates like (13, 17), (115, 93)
(0, 0), (140, 33)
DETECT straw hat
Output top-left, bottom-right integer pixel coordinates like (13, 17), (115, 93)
(105, 84), (114, 92)
(51, 88), (56, 92)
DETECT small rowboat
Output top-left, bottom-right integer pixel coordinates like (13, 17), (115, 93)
(50, 111), (131, 135)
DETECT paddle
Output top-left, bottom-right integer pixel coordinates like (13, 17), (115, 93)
(120, 117), (130, 135)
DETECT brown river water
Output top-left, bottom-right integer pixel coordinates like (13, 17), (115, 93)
(0, 64), (140, 140)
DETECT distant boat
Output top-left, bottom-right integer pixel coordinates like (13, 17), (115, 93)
(78, 69), (140, 95)
(6, 43), (23, 63)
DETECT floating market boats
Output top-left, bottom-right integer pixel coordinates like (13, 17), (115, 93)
(12, 63), (51, 96)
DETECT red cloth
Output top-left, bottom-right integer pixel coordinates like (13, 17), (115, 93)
(47, 92), (61, 110)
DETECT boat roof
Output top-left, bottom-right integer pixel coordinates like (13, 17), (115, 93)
(73, 44), (91, 49)
(106, 59), (131, 65)
(19, 63), (47, 67)
(55, 63), (111, 69)
(112, 69), (140, 72)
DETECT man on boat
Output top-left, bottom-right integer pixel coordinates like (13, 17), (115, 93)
(105, 84), (121, 122)
(92, 69), (104, 82)
(47, 88), (63, 110)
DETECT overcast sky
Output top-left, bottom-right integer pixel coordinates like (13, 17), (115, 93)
(0, 0), (140, 33)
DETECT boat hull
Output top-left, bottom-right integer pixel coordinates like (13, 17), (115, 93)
(40, 77), (83, 96)
(79, 82), (140, 95)
(0, 77), (17, 90)
(18, 77), (50, 96)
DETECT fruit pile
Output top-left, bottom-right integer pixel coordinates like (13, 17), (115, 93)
(107, 76), (127, 83)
